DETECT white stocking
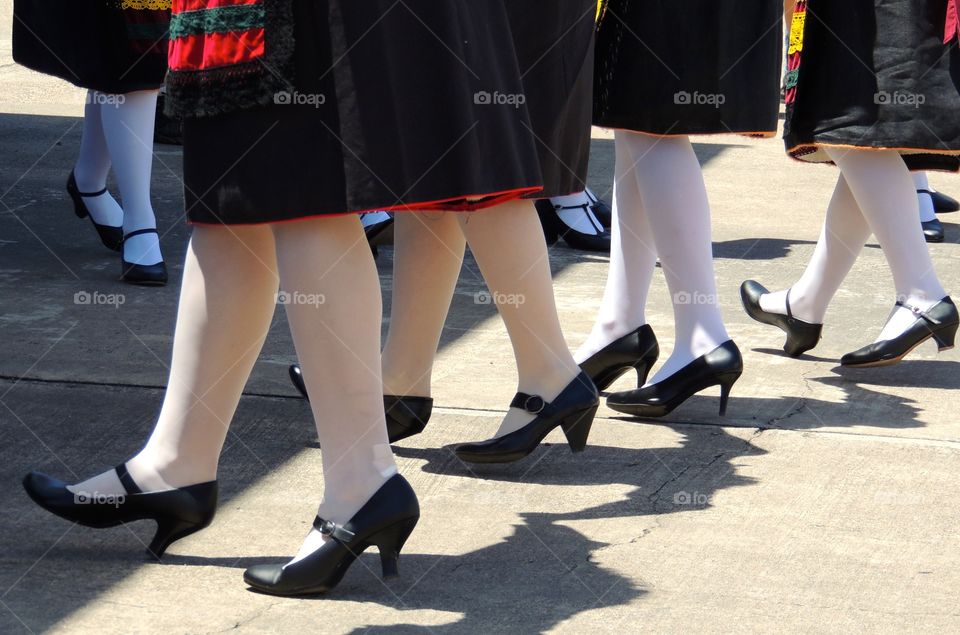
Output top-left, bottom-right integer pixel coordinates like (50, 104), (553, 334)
(73, 94), (124, 228)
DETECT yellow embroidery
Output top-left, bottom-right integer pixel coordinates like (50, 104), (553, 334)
(788, 8), (806, 55)
(121, 0), (172, 9)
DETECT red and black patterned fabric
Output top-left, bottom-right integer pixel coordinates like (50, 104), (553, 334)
(12, 0), (170, 94)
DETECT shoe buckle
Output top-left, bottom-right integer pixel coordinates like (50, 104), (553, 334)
(314, 518), (355, 542)
(524, 395), (546, 414)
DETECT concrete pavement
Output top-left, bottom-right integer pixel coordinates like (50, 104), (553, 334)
(2, 7), (960, 633)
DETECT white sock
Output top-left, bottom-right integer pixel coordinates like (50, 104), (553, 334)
(825, 148), (947, 343)
(67, 462), (175, 498)
(575, 139), (656, 362)
(758, 174), (870, 323)
(360, 211), (392, 228)
(549, 192), (605, 235)
(74, 94), (124, 228)
(618, 131), (729, 384)
(99, 90), (164, 265)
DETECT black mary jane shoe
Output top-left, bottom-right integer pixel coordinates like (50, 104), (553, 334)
(740, 280), (823, 357)
(919, 188), (960, 214)
(580, 324), (660, 391)
(841, 297), (959, 368)
(454, 370), (599, 464)
(921, 218), (945, 243)
(66, 171), (123, 252)
(22, 463), (217, 558)
(584, 187), (613, 229)
(289, 365), (432, 442)
(535, 198), (612, 253)
(244, 474), (419, 597)
(606, 340), (743, 418)
(121, 228), (168, 286)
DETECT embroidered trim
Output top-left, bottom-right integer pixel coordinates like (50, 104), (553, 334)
(169, 5), (265, 39)
(122, 0), (172, 9)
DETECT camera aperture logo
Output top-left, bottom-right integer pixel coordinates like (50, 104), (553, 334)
(673, 491), (710, 506)
(474, 90), (526, 109)
(274, 91), (326, 108)
(73, 490), (125, 508)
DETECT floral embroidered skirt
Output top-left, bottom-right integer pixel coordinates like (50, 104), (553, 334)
(12, 0), (170, 93)
(593, 0), (784, 137)
(785, 0), (960, 171)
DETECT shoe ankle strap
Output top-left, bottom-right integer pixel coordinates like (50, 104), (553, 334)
(896, 299), (943, 325)
(114, 463), (143, 495)
(313, 517), (355, 543)
(123, 228), (159, 242)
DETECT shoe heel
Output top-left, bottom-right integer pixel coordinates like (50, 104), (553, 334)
(633, 357), (656, 388)
(560, 405), (598, 453)
(148, 516), (207, 559)
(716, 372), (741, 417)
(933, 323), (958, 351)
(372, 517), (419, 579)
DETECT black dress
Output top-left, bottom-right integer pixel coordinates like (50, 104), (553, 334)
(784, 0), (960, 171)
(12, 0), (169, 93)
(182, 0), (596, 225)
(593, 0), (783, 136)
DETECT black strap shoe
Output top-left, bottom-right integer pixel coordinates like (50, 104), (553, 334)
(289, 364), (432, 442)
(121, 228), (168, 286)
(22, 464), (217, 559)
(454, 370), (599, 464)
(606, 340), (743, 418)
(243, 474), (419, 596)
(535, 198), (612, 253)
(740, 280), (822, 357)
(841, 297), (959, 367)
(918, 188), (959, 214)
(579, 324), (660, 391)
(584, 187), (613, 229)
(921, 218), (945, 243)
(66, 171), (123, 252)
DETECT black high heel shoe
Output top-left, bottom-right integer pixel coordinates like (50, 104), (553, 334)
(740, 280), (823, 357)
(121, 228), (168, 286)
(841, 297), (959, 368)
(921, 218), (945, 243)
(579, 324), (659, 391)
(66, 171), (123, 252)
(454, 370), (599, 464)
(606, 340), (743, 418)
(22, 464), (217, 558)
(244, 473), (419, 596)
(535, 198), (612, 253)
(289, 365), (432, 442)
(919, 188), (959, 214)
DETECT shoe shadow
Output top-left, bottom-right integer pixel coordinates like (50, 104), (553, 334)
(831, 360), (960, 390)
(750, 346), (836, 363)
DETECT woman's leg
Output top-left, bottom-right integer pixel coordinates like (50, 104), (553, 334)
(824, 148), (947, 341)
(73, 94), (124, 228)
(99, 89), (163, 266)
(575, 132), (658, 362)
(619, 131), (730, 384)
(271, 215), (397, 562)
(69, 224), (280, 496)
(456, 199), (582, 437)
(380, 212), (466, 398)
(759, 174), (871, 323)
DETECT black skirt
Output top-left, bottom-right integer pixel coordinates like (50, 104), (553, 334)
(12, 0), (169, 94)
(593, 0), (783, 136)
(784, 0), (960, 171)
(183, 0), (595, 225)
